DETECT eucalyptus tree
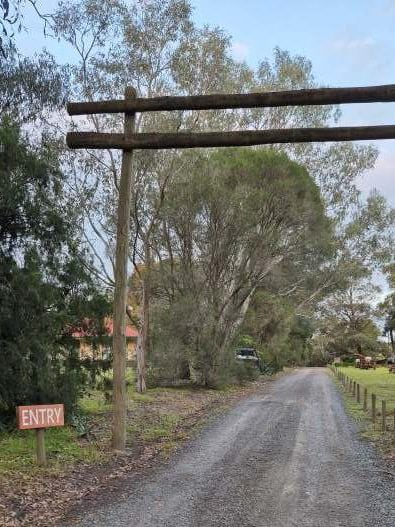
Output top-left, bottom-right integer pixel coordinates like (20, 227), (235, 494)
(148, 148), (332, 385)
(53, 0), (393, 391)
(379, 264), (395, 353)
(314, 279), (382, 358)
(0, 0), (52, 56)
(0, 47), (67, 123)
(53, 0), (252, 391)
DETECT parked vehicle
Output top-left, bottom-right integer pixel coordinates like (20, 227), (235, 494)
(235, 348), (262, 371)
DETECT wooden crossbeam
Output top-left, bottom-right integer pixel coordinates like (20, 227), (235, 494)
(67, 125), (395, 150)
(67, 84), (395, 115)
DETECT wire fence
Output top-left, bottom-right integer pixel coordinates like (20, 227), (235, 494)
(330, 365), (395, 443)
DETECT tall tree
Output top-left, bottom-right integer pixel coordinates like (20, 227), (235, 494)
(314, 279), (382, 358)
(0, 117), (109, 418)
(149, 148), (332, 385)
(379, 264), (395, 353)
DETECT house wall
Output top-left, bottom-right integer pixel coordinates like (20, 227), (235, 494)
(77, 338), (137, 361)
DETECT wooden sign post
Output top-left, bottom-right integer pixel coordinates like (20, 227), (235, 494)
(17, 404), (65, 466)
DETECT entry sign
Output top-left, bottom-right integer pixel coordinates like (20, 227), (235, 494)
(17, 404), (64, 430)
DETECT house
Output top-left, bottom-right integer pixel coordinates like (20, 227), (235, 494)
(71, 318), (139, 362)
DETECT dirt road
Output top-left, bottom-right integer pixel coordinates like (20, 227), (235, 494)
(66, 368), (394, 527)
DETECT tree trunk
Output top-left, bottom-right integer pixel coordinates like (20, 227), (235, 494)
(136, 244), (151, 393)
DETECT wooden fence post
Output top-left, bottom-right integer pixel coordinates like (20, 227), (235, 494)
(382, 401), (386, 432)
(353, 381), (356, 397)
(357, 384), (360, 403)
(372, 394), (376, 425)
(36, 429), (46, 466)
(363, 388), (368, 411)
(111, 87), (136, 452)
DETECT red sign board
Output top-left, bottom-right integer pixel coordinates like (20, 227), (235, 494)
(17, 404), (64, 430)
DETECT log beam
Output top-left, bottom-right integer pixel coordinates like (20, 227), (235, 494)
(67, 84), (395, 115)
(67, 125), (395, 150)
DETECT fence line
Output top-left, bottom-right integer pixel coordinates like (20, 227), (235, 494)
(330, 365), (395, 441)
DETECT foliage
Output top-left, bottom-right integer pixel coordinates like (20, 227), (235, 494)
(0, 118), (110, 420)
(0, 0), (52, 57)
(314, 279), (382, 359)
(0, 46), (67, 122)
(379, 264), (395, 353)
(46, 0), (395, 391)
(1, 0), (393, 397)
(148, 148), (331, 385)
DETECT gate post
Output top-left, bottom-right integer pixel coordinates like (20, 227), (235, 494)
(112, 87), (136, 451)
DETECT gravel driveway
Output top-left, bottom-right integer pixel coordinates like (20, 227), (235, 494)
(66, 368), (394, 527)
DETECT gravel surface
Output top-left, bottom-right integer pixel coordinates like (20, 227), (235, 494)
(65, 368), (395, 527)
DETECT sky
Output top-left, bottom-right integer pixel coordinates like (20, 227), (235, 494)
(192, 0), (395, 207)
(15, 0), (395, 208)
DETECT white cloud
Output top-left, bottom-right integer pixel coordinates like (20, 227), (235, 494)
(231, 41), (249, 61)
(324, 32), (391, 81)
(330, 36), (377, 52)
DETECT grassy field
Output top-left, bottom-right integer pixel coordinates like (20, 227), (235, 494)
(337, 366), (395, 412)
(334, 366), (395, 457)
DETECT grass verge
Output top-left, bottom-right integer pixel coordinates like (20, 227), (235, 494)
(331, 367), (395, 458)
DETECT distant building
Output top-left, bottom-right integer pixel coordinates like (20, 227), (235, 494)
(71, 318), (139, 362)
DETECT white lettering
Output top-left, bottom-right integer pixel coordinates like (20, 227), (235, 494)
(38, 408), (46, 425)
(29, 409), (39, 425)
(22, 409), (30, 427)
(47, 408), (55, 425)
(54, 407), (61, 422)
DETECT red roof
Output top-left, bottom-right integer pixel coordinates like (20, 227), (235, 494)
(71, 318), (139, 338)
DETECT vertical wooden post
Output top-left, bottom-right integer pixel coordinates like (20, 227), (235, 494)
(36, 429), (46, 466)
(371, 394), (376, 425)
(356, 383), (360, 403)
(352, 381), (356, 397)
(363, 388), (368, 411)
(381, 401), (386, 432)
(112, 87), (136, 452)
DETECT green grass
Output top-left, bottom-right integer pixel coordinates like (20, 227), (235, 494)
(0, 368), (259, 478)
(79, 391), (111, 413)
(337, 366), (395, 412)
(127, 413), (183, 442)
(0, 426), (103, 476)
(332, 367), (395, 456)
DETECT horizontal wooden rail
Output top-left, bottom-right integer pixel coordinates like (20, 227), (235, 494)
(67, 125), (395, 150)
(67, 84), (395, 115)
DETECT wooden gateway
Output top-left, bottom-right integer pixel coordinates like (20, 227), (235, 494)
(66, 83), (395, 451)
